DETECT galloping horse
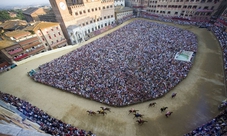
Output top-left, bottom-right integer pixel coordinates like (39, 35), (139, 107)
(165, 111), (173, 117)
(171, 93), (177, 98)
(87, 110), (96, 116)
(97, 110), (107, 116)
(100, 106), (111, 112)
(136, 119), (148, 125)
(129, 108), (139, 114)
(133, 113), (144, 119)
(160, 107), (168, 112)
(148, 102), (156, 107)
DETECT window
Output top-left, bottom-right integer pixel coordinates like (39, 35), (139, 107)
(92, 8), (94, 12)
(203, 6), (209, 10)
(175, 12), (178, 15)
(103, 6), (105, 9)
(88, 9), (90, 12)
(168, 11), (171, 14)
(79, 11), (82, 14)
(49, 35), (52, 39)
(54, 34), (56, 37)
(58, 32), (61, 35)
(83, 10), (86, 13)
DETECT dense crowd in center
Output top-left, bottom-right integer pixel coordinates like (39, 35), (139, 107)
(32, 20), (197, 106)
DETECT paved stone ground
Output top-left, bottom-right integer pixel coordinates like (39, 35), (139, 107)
(0, 18), (226, 136)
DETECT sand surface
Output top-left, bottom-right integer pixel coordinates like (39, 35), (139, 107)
(0, 18), (226, 136)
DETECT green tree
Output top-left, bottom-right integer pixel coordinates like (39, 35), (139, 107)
(0, 10), (10, 22)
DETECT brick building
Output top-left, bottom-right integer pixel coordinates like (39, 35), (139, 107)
(23, 8), (47, 22)
(0, 30), (45, 63)
(126, 0), (223, 21)
(24, 22), (68, 50)
(49, 0), (115, 44)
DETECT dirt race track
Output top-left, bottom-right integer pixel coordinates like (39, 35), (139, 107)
(0, 18), (226, 136)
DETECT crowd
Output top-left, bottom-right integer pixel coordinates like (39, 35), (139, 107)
(0, 91), (95, 136)
(32, 20), (197, 106)
(184, 109), (227, 136)
(139, 11), (211, 27)
(210, 25), (227, 84)
(140, 12), (227, 83)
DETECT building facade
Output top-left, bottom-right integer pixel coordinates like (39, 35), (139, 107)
(0, 30), (46, 62)
(25, 22), (68, 50)
(23, 8), (47, 22)
(114, 0), (126, 6)
(125, 0), (223, 21)
(115, 6), (133, 20)
(49, 0), (115, 45)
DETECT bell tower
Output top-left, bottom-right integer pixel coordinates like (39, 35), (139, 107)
(49, 0), (74, 44)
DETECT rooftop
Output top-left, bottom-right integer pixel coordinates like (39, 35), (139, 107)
(0, 20), (28, 30)
(24, 22), (59, 31)
(0, 39), (16, 50)
(4, 30), (31, 40)
(23, 7), (40, 15)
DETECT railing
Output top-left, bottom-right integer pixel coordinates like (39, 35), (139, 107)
(13, 54), (28, 61)
(22, 41), (41, 50)
(50, 39), (67, 48)
(27, 46), (45, 55)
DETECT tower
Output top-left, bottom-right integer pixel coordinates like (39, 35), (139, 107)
(49, 0), (74, 44)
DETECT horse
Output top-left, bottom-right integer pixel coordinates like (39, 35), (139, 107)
(133, 113), (144, 119)
(148, 102), (156, 107)
(136, 119), (148, 125)
(165, 111), (173, 117)
(160, 107), (168, 112)
(87, 110), (96, 116)
(97, 110), (107, 116)
(128, 109), (139, 114)
(171, 93), (177, 98)
(100, 106), (111, 112)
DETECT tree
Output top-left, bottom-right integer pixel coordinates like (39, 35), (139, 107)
(0, 10), (10, 22)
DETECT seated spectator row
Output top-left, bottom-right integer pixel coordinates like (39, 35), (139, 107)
(32, 19), (197, 106)
(0, 91), (95, 136)
(184, 109), (227, 136)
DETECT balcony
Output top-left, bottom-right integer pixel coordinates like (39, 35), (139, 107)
(8, 48), (23, 55)
(196, 9), (213, 12)
(22, 41), (41, 50)
(50, 39), (67, 48)
(13, 54), (28, 61)
(27, 46), (45, 56)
